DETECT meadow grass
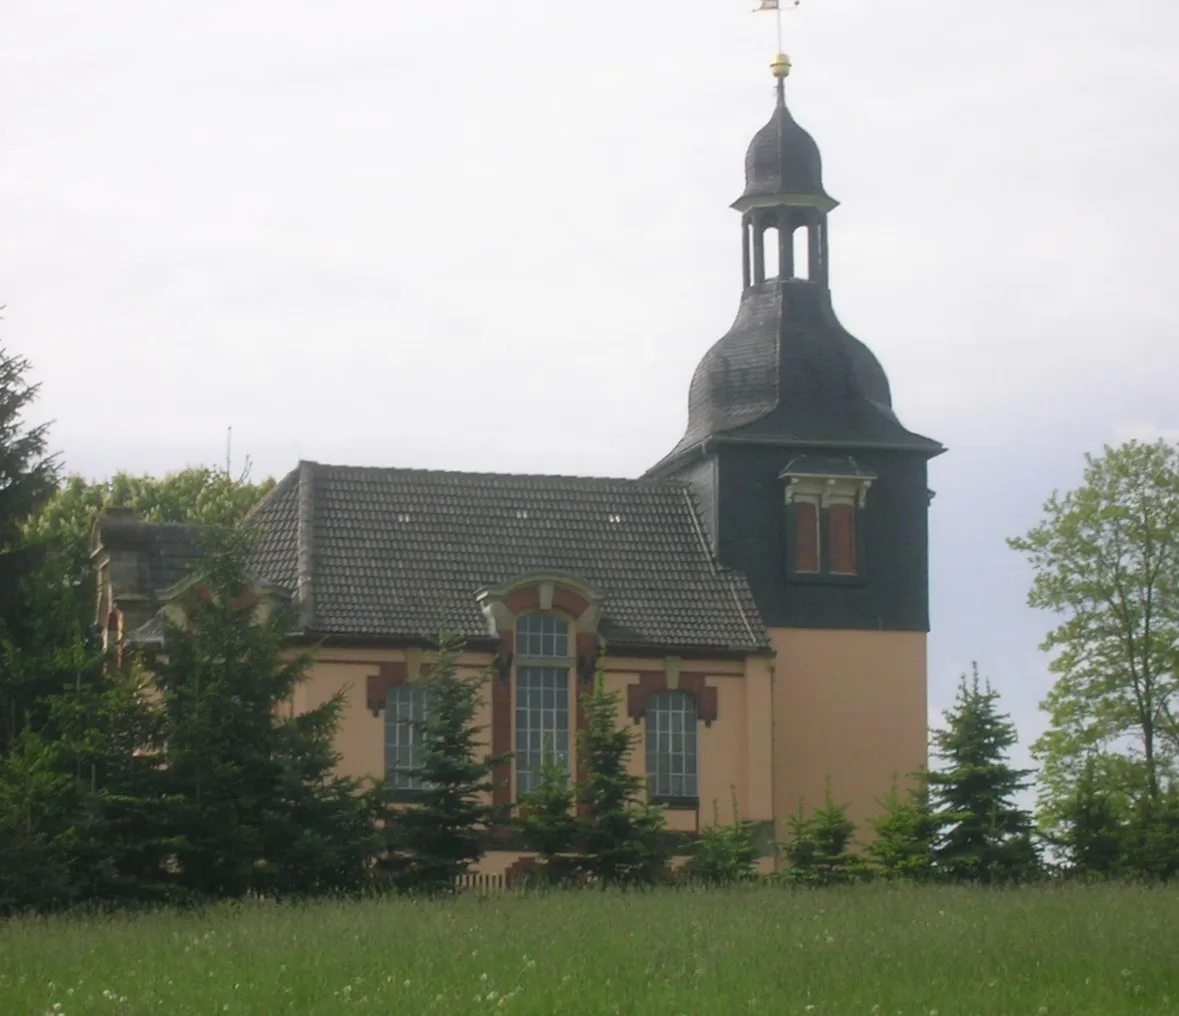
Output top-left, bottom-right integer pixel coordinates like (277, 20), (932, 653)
(1, 882), (1176, 1015)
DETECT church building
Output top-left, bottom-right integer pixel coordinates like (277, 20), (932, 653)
(91, 53), (943, 878)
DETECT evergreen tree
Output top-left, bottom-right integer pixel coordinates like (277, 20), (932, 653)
(684, 791), (761, 886)
(151, 527), (381, 900)
(576, 671), (667, 888)
(927, 665), (1039, 884)
(1052, 754), (1127, 879)
(380, 637), (509, 896)
(0, 342), (58, 556)
(1121, 782), (1179, 882)
(0, 342), (61, 751)
(777, 788), (867, 886)
(0, 729), (78, 914)
(514, 742), (580, 886)
(867, 775), (937, 881)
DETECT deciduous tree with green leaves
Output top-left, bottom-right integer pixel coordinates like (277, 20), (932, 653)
(26, 465), (275, 588)
(927, 666), (1039, 884)
(1009, 439), (1179, 825)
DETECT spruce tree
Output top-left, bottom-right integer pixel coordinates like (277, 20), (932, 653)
(0, 342), (61, 751)
(0, 342), (58, 554)
(576, 671), (667, 888)
(1121, 782), (1179, 882)
(380, 637), (509, 896)
(777, 788), (867, 886)
(151, 527), (381, 901)
(684, 791), (761, 886)
(1052, 755), (1127, 879)
(868, 775), (937, 881)
(927, 665), (1039, 883)
(514, 743), (580, 886)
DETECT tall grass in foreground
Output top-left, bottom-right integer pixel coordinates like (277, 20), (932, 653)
(1, 882), (1176, 1015)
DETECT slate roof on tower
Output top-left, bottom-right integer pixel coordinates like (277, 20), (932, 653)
(232, 461), (768, 652)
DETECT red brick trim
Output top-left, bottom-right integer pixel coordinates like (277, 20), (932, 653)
(491, 630), (514, 809)
(552, 586), (590, 617)
(626, 672), (718, 727)
(501, 583), (591, 623)
(366, 662), (409, 716)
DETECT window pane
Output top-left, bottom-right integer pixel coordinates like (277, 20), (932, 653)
(644, 691), (700, 800)
(516, 612), (570, 657)
(794, 500), (820, 573)
(386, 683), (431, 790)
(515, 665), (570, 795)
(829, 502), (857, 574)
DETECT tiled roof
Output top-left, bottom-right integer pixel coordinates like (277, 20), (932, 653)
(243, 461), (767, 653)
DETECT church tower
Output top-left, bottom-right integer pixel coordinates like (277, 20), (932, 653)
(647, 52), (944, 828)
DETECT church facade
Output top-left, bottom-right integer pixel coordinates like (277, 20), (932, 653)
(91, 62), (943, 878)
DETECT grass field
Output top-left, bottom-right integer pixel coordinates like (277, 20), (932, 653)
(1, 883), (1176, 1015)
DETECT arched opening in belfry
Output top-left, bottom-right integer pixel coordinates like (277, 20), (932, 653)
(792, 226), (810, 281)
(763, 225), (780, 280)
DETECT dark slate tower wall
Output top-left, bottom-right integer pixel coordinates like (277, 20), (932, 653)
(676, 457), (720, 553)
(710, 445), (930, 632)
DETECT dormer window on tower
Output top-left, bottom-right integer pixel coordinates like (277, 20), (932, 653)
(781, 456), (875, 581)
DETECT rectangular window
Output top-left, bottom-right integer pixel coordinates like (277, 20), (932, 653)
(793, 499), (820, 573)
(386, 684), (430, 791)
(828, 502), (857, 574)
(645, 691), (699, 800)
(515, 666), (570, 795)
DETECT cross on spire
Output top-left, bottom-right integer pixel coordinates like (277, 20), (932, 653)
(753, 0), (802, 75)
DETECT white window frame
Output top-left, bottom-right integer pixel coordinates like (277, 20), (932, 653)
(386, 683), (430, 791)
(646, 690), (699, 800)
(514, 612), (573, 796)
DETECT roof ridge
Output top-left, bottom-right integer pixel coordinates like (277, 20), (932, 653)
(295, 461), (317, 632)
(302, 460), (688, 486)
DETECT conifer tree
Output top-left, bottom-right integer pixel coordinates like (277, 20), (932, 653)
(514, 742), (580, 886)
(868, 775), (937, 881)
(0, 342), (58, 557)
(380, 637), (509, 896)
(1051, 755), (1127, 879)
(684, 791), (761, 886)
(576, 671), (667, 888)
(927, 665), (1040, 883)
(1121, 782), (1179, 882)
(0, 342), (61, 751)
(151, 527), (381, 900)
(777, 788), (867, 886)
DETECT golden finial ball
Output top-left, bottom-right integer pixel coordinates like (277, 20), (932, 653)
(771, 53), (792, 78)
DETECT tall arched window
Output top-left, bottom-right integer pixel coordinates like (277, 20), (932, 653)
(386, 683), (430, 791)
(646, 691), (699, 801)
(515, 612), (571, 795)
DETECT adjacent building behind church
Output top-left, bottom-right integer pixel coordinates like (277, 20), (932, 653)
(91, 58), (944, 879)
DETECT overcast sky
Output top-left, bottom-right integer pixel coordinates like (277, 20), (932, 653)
(4, 1), (1178, 791)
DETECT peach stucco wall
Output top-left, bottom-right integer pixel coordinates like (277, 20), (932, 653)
(296, 649), (773, 837)
(298, 649), (493, 784)
(770, 628), (928, 839)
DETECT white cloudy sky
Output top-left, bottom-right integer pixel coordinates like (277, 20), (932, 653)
(4, 1), (1179, 787)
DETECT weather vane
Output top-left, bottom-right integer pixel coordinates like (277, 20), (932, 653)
(753, 0), (802, 76)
